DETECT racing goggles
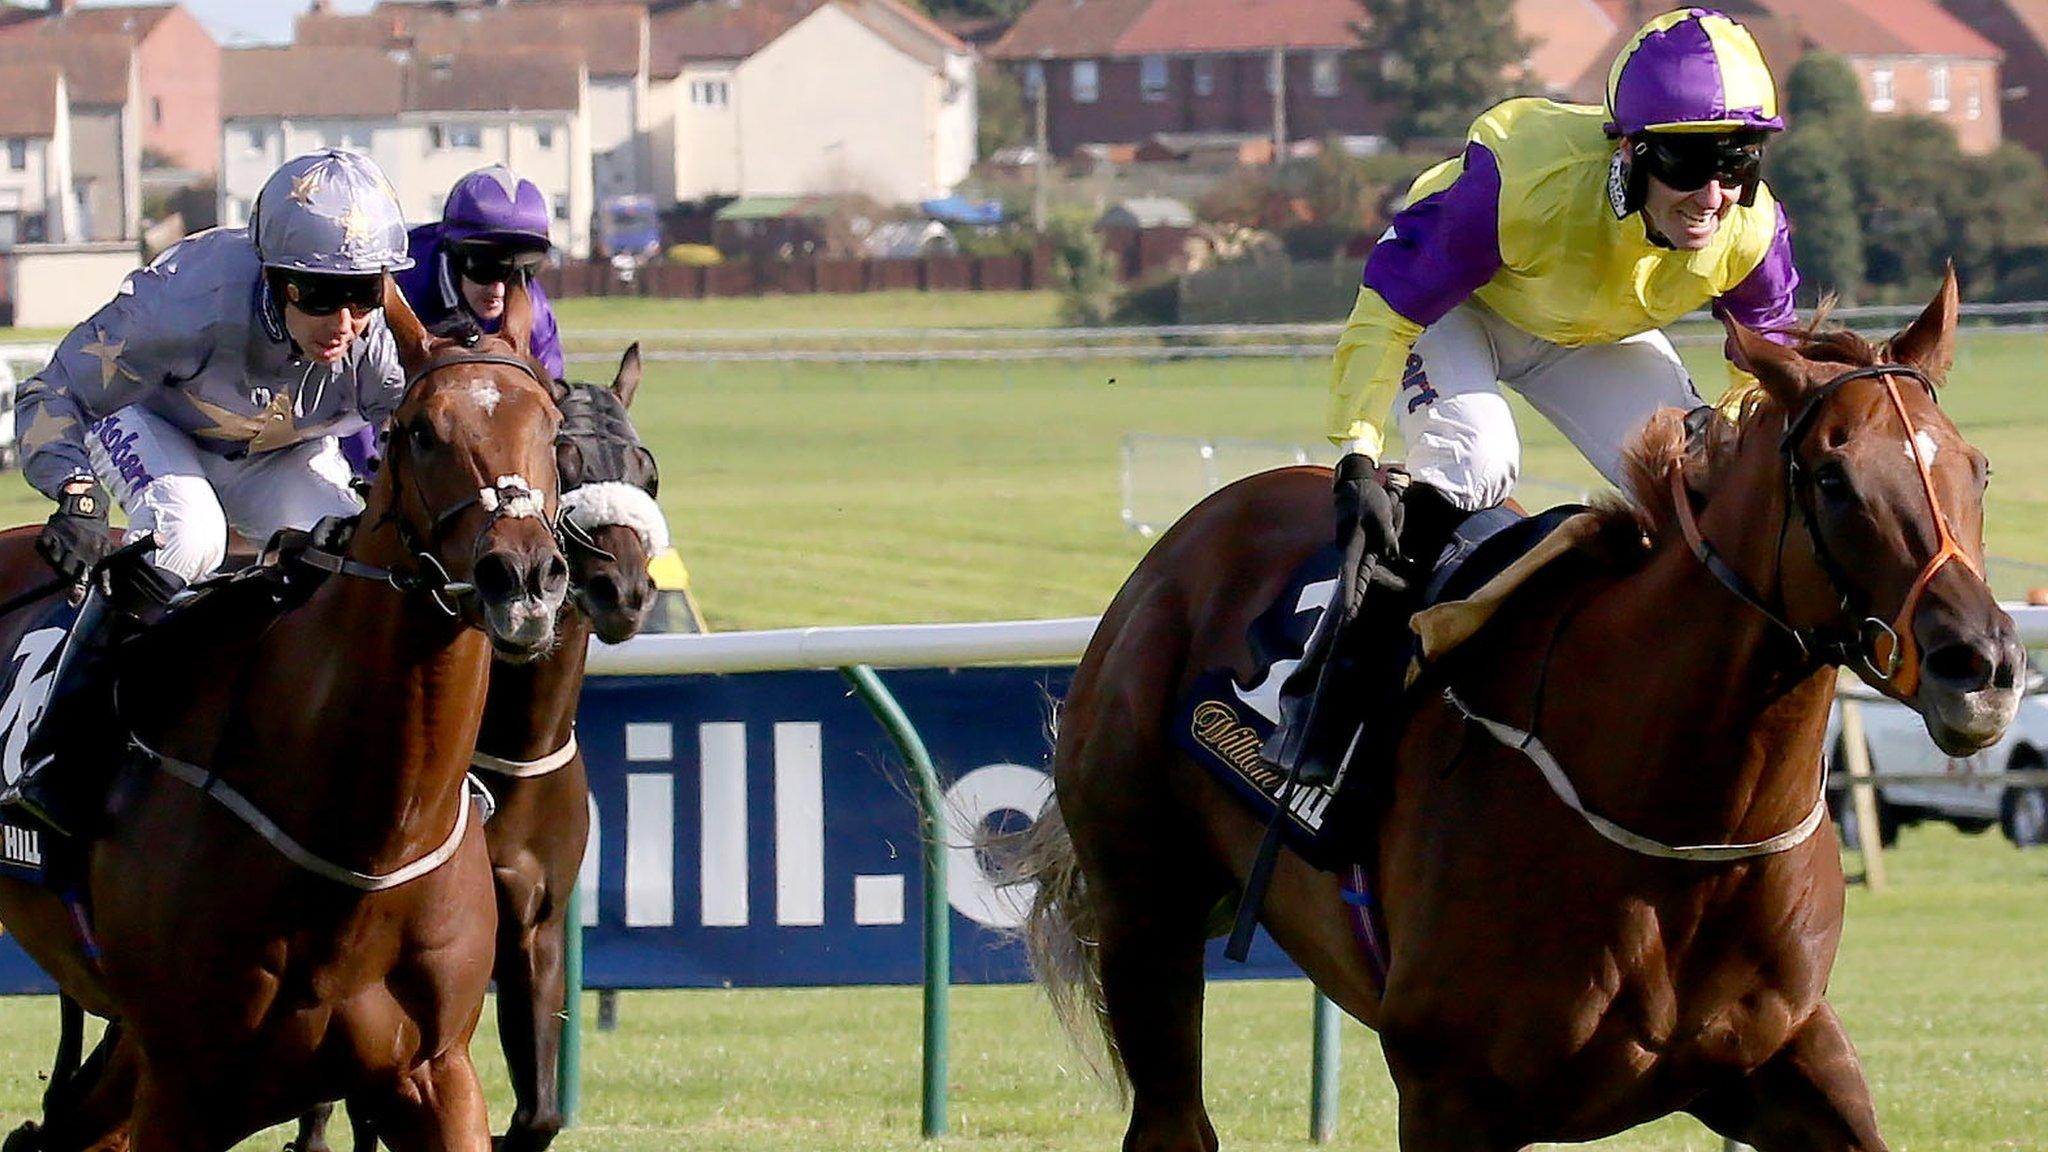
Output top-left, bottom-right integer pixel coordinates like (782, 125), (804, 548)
(1633, 132), (1765, 195)
(280, 272), (385, 317)
(452, 246), (548, 285)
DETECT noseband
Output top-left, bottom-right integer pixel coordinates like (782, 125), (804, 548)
(1671, 362), (1979, 695)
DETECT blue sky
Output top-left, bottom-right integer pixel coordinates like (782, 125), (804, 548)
(76, 0), (378, 46)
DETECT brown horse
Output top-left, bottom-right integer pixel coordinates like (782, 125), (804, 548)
(0, 282), (568, 1152)
(1010, 272), (2020, 1151)
(292, 345), (665, 1152)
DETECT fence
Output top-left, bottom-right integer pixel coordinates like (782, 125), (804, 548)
(536, 246), (1058, 301)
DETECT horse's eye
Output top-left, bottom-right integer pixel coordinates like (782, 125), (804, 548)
(407, 421), (437, 452)
(1813, 462), (1853, 500)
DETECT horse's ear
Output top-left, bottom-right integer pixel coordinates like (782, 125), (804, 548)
(613, 342), (642, 409)
(500, 277), (534, 355)
(1723, 317), (1810, 409)
(384, 275), (433, 373)
(1888, 264), (1960, 381)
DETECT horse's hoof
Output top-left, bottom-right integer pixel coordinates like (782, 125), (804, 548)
(3, 1122), (43, 1152)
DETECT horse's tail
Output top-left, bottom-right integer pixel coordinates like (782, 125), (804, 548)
(988, 798), (1126, 1094)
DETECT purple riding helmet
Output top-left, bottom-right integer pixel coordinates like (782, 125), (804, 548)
(444, 165), (554, 255)
(1602, 8), (1783, 216)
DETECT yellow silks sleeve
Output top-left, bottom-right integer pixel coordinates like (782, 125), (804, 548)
(1327, 285), (1423, 456)
(1724, 358), (1762, 403)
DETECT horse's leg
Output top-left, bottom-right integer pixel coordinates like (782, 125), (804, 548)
(488, 854), (568, 1152)
(360, 1050), (492, 1152)
(1686, 1000), (1887, 1152)
(33, 1024), (140, 1152)
(1092, 878), (1220, 1152)
(285, 1105), (335, 1152)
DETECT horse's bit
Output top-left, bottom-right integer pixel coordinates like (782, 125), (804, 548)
(1670, 362), (1978, 695)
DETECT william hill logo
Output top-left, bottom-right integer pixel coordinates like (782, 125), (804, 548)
(2, 821), (41, 868)
(1191, 701), (1280, 791)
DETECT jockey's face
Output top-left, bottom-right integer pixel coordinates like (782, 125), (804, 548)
(1642, 171), (1737, 251)
(460, 274), (508, 322)
(280, 277), (380, 365)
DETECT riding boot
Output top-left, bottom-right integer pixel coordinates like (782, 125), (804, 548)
(1397, 483), (1473, 584)
(1263, 463), (1406, 788)
(0, 585), (126, 840)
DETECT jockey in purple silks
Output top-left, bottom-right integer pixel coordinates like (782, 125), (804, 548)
(344, 165), (566, 471)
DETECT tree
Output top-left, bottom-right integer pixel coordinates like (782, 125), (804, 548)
(1769, 128), (1862, 303)
(1354, 0), (1529, 147)
(978, 66), (1029, 158)
(1782, 52), (1865, 128)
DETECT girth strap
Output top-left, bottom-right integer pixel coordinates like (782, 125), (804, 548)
(136, 734), (475, 891)
(471, 731), (578, 778)
(1441, 688), (1828, 862)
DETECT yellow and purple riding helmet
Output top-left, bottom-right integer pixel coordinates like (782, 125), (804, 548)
(1604, 8), (1782, 215)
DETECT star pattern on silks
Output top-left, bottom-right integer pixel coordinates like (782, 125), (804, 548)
(79, 327), (141, 389)
(17, 408), (76, 457)
(339, 200), (378, 253)
(187, 389), (302, 453)
(289, 169), (322, 207)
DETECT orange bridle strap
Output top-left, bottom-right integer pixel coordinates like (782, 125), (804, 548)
(1866, 372), (1980, 697)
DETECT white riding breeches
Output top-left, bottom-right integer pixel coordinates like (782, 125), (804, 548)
(85, 405), (363, 582)
(1385, 300), (1702, 512)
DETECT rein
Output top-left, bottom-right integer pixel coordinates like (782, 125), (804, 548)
(1669, 363), (1975, 694)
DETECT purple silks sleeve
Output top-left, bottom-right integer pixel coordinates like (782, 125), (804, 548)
(1712, 201), (1801, 351)
(527, 277), (565, 380)
(1361, 143), (1505, 327)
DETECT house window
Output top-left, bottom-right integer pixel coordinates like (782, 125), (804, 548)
(690, 79), (729, 107)
(552, 194), (568, 221)
(1312, 51), (1341, 98)
(1928, 63), (1950, 113)
(1967, 74), (1983, 120)
(449, 124), (481, 149)
(1072, 59), (1098, 104)
(1193, 56), (1214, 97)
(1140, 55), (1168, 102)
(1023, 60), (1044, 98)
(5, 139), (23, 171)
(1265, 51), (1284, 94)
(1870, 67), (1894, 112)
(232, 196), (252, 226)
(536, 125), (555, 149)
(243, 125), (267, 152)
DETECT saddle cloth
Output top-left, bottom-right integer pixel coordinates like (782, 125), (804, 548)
(0, 597), (83, 882)
(1173, 502), (1595, 871)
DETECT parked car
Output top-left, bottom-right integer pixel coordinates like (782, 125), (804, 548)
(1827, 659), (2048, 849)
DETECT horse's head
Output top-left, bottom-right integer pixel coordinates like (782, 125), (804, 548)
(376, 278), (570, 660)
(553, 343), (667, 644)
(1721, 269), (2021, 753)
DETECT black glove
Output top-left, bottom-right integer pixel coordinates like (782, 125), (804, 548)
(36, 481), (113, 584)
(1332, 453), (1401, 562)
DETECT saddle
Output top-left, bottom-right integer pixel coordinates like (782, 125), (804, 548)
(1174, 502), (1595, 872)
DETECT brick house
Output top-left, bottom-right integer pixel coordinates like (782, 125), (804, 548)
(987, 0), (1386, 157)
(1939, 0), (2048, 160)
(1531, 0), (2004, 154)
(0, 2), (218, 176)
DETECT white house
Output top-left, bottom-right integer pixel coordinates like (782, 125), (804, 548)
(653, 0), (977, 205)
(219, 45), (595, 257)
(295, 2), (646, 225)
(0, 62), (80, 246)
(0, 32), (140, 243)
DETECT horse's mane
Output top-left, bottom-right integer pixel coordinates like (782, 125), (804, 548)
(1591, 304), (1898, 559)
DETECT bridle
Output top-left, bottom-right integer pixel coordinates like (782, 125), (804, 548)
(300, 350), (559, 617)
(1670, 362), (1980, 697)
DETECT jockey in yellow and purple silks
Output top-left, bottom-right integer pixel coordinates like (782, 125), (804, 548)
(1265, 7), (1800, 783)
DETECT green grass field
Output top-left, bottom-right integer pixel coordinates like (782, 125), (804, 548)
(0, 826), (2039, 1150)
(1, 292), (2045, 1147)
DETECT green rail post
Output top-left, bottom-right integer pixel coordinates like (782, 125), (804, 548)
(842, 663), (950, 1138)
(1310, 990), (1341, 1142)
(560, 883), (585, 1127)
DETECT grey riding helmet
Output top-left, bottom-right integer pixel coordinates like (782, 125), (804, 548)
(250, 149), (413, 274)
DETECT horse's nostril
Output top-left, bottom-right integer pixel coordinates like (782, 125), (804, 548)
(1926, 640), (1996, 689)
(585, 573), (622, 611)
(473, 553), (519, 603)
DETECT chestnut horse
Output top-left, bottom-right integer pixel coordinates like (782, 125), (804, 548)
(1011, 273), (2021, 1151)
(0, 283), (568, 1152)
(292, 345), (665, 1152)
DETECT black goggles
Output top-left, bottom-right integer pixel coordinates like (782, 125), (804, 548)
(452, 247), (548, 285)
(280, 273), (385, 317)
(1634, 133), (1765, 193)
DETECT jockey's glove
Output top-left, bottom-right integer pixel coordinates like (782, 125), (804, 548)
(1333, 452), (1401, 564)
(37, 479), (113, 585)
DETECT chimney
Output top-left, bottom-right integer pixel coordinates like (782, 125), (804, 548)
(49, 0), (77, 15)
(308, 0), (331, 13)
